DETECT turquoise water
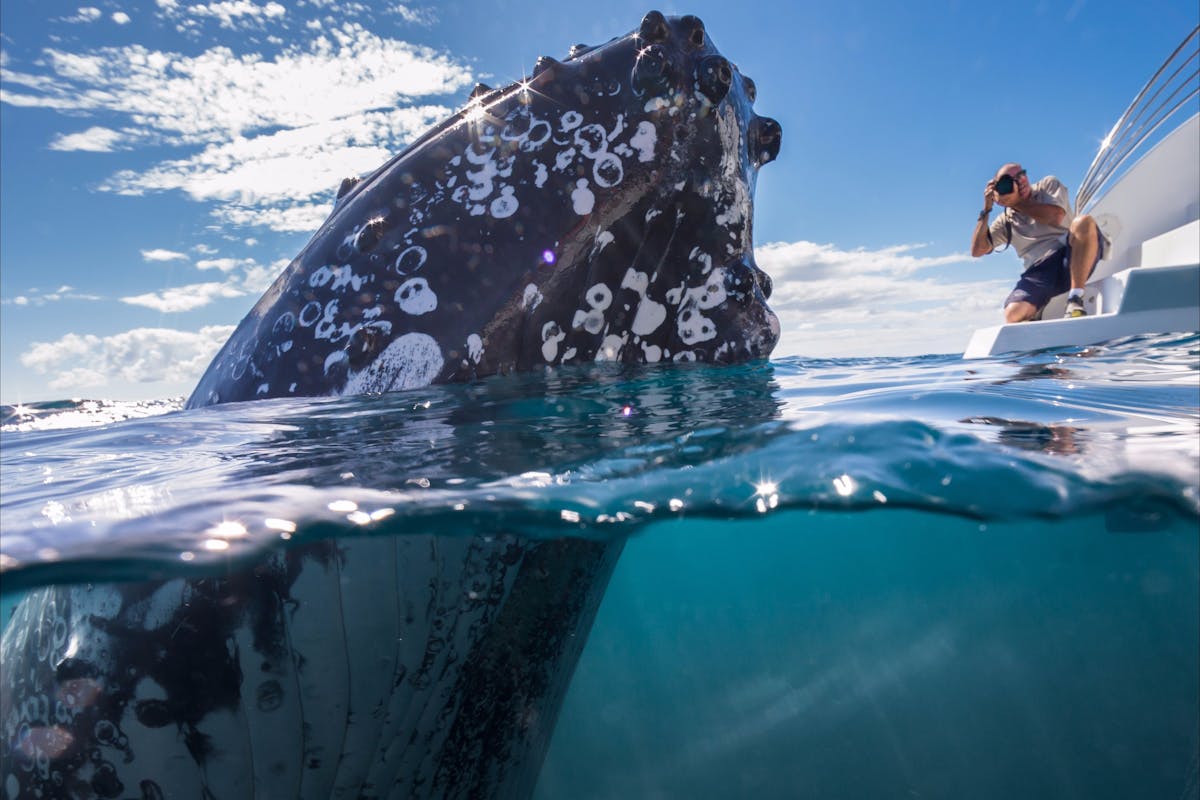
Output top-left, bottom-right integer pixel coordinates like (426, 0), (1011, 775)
(1, 335), (1198, 798)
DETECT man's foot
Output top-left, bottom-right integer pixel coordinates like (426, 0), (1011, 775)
(1064, 296), (1086, 318)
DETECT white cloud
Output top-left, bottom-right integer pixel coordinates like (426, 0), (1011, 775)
(102, 105), (448, 211)
(141, 248), (189, 262)
(183, 1), (286, 29)
(3, 24), (471, 144)
(242, 259), (288, 292)
(21, 325), (235, 390)
(195, 256), (255, 272)
(212, 201), (331, 232)
(120, 281), (244, 312)
(758, 239), (1010, 358)
(2, 24), (471, 231)
(118, 254), (282, 312)
(391, 4), (437, 26)
(2, 287), (103, 306)
(48, 125), (125, 152)
(112, 12), (131, 24)
(62, 7), (103, 24)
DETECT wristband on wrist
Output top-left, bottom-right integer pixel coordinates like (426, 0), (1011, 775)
(978, 209), (990, 221)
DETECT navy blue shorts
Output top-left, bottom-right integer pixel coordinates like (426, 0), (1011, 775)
(1004, 237), (1105, 311)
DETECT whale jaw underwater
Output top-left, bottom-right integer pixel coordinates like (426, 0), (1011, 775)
(186, 9), (781, 409)
(2, 11), (782, 799)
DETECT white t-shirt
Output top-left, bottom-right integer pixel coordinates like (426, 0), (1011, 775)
(988, 176), (1073, 268)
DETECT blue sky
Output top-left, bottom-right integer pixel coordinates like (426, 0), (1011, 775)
(1, 0), (1196, 402)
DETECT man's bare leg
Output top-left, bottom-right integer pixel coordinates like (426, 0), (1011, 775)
(1068, 214), (1100, 290)
(1005, 300), (1039, 323)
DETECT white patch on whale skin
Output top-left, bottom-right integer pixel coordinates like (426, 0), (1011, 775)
(541, 321), (566, 362)
(395, 277), (437, 315)
(560, 110), (583, 131)
(142, 580), (186, 631)
(621, 268), (648, 295)
(256, 383), (269, 396)
(572, 180), (595, 215)
(310, 264), (366, 293)
(534, 162), (548, 188)
(594, 333), (626, 362)
(593, 230), (615, 254)
(574, 123), (607, 158)
(693, 268), (726, 310)
(644, 96), (668, 112)
(313, 299), (343, 340)
(713, 104), (751, 244)
(592, 153), (623, 188)
(642, 342), (663, 363)
(343, 333), (444, 394)
(490, 186), (518, 219)
(631, 297), (667, 336)
(523, 284), (543, 310)
(678, 308), (717, 345)
(394, 245), (427, 274)
(573, 308), (605, 335)
(630, 120), (657, 162)
(467, 333), (484, 364)
(555, 148), (576, 172)
(325, 350), (349, 375)
(585, 283), (612, 311)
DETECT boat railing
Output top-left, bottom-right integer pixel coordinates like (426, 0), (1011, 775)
(1075, 25), (1200, 215)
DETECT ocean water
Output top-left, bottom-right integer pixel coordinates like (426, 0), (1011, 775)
(1, 334), (1197, 799)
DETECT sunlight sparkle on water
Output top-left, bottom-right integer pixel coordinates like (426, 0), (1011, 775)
(754, 480), (780, 514)
(833, 474), (856, 497)
(207, 520), (247, 539)
(265, 517), (297, 533)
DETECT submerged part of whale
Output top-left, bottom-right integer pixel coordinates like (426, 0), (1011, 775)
(1, 11), (782, 799)
(186, 9), (781, 408)
(2, 535), (621, 799)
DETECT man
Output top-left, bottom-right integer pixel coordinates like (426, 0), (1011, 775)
(971, 163), (1104, 322)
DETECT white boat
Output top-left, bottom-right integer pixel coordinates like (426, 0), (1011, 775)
(964, 28), (1200, 360)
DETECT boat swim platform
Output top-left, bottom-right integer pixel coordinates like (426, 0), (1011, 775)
(963, 219), (1200, 360)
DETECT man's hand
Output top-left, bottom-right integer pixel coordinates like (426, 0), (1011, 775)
(983, 180), (996, 212)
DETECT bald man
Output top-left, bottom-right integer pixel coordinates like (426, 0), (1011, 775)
(971, 163), (1104, 322)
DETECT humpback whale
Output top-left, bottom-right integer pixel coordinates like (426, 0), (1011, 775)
(1, 11), (782, 798)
